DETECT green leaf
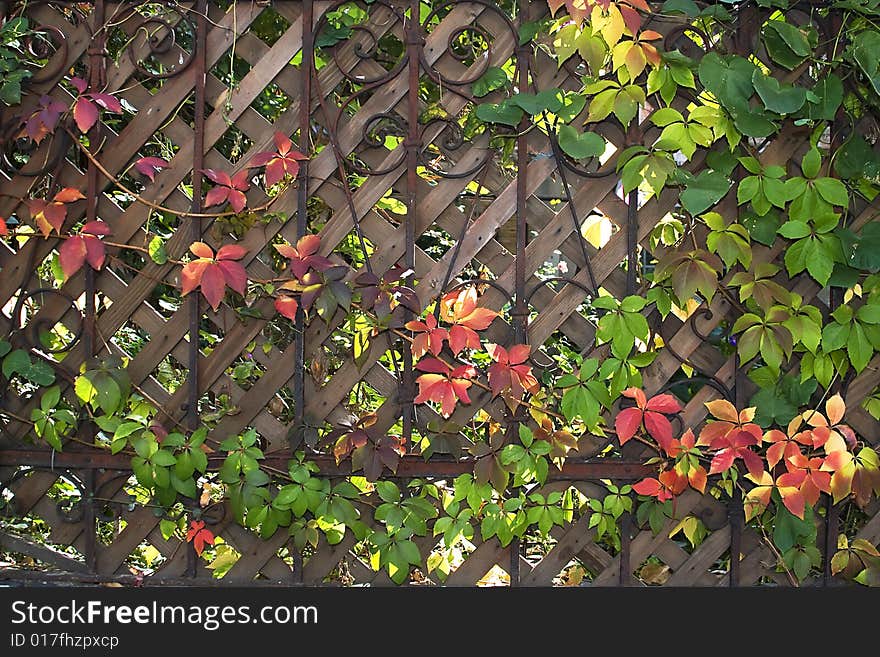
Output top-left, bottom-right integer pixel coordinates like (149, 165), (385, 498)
(764, 20), (810, 70)
(151, 449), (177, 467)
(148, 236), (168, 264)
(813, 178), (848, 207)
(848, 322), (873, 372)
(518, 20), (543, 46)
(773, 505), (815, 553)
(472, 67), (508, 98)
(802, 148), (822, 179)
(742, 209), (782, 246)
(752, 70), (806, 114)
(697, 52), (754, 110)
(807, 75), (843, 121)
(475, 101), (523, 127)
(680, 170), (732, 215)
(557, 125), (605, 160)
(778, 220), (811, 240)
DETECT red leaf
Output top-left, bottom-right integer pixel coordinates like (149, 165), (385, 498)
(186, 520), (214, 556)
(0, 218), (6, 236)
(448, 324), (478, 356)
(227, 189), (248, 213)
(73, 97), (99, 133)
(507, 343), (531, 365)
(204, 186), (229, 208)
(274, 296), (298, 320)
(644, 411), (674, 452)
(89, 93), (122, 113)
(297, 234), (321, 256)
(615, 407), (642, 445)
(81, 220), (111, 236)
(199, 264), (226, 311)
(249, 151), (275, 167)
(274, 131), (293, 154)
(633, 477), (662, 497)
(645, 393), (682, 414)
(202, 169), (231, 185)
(415, 357), (450, 375)
(216, 244), (248, 261)
(181, 260), (209, 296)
(265, 159), (286, 187)
(54, 188), (86, 203)
(70, 77), (88, 94)
(58, 236), (88, 278)
(740, 449), (765, 479)
(134, 157), (169, 181)
(709, 449), (736, 475)
(689, 465), (707, 494)
(216, 260), (247, 296)
(83, 236), (106, 270)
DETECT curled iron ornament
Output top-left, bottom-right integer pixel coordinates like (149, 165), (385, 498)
(0, 466), (89, 524)
(118, 2), (197, 80)
(23, 24), (69, 84)
(418, 118), (492, 180)
(14, 287), (84, 355)
(347, 112), (408, 176)
(1, 119), (71, 178)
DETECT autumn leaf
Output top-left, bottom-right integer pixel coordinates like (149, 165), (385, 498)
(58, 221), (111, 278)
(0, 218), (7, 236)
(134, 156), (169, 182)
(203, 169), (251, 213)
(614, 387), (682, 451)
(275, 234), (332, 280)
(180, 242), (249, 311)
(355, 265), (420, 318)
(328, 414), (376, 463)
(486, 343), (539, 408)
(776, 452), (832, 518)
(414, 357), (475, 418)
(274, 296), (299, 320)
(249, 132), (308, 187)
(186, 520), (215, 556)
(654, 249), (722, 303)
(633, 468), (687, 502)
(405, 313), (448, 359)
(29, 187), (85, 237)
(70, 77), (123, 133)
(439, 287), (498, 356)
(18, 95), (67, 144)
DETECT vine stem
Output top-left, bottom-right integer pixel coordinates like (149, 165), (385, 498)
(65, 129), (285, 219)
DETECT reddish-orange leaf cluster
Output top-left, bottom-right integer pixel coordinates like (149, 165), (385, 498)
(275, 234), (332, 280)
(0, 218), (7, 236)
(249, 132), (308, 187)
(486, 343), (539, 407)
(615, 387), (682, 452)
(181, 242), (248, 311)
(18, 95), (67, 144)
(414, 358), (475, 418)
(70, 77), (122, 133)
(203, 169), (251, 213)
(438, 287), (498, 356)
(29, 187), (85, 237)
(186, 520), (215, 556)
(697, 399), (763, 478)
(58, 221), (110, 278)
(406, 313), (448, 359)
(633, 468), (687, 502)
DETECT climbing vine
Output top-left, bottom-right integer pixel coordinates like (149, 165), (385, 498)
(2, 0), (880, 586)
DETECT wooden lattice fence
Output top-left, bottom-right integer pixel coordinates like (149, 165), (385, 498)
(0, 0), (879, 586)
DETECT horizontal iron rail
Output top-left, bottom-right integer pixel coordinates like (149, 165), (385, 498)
(0, 449), (653, 480)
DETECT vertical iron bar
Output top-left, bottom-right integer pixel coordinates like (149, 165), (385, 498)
(729, 487), (742, 586)
(729, 352), (742, 586)
(184, 0), (208, 579)
(291, 0), (314, 584)
(292, 0), (313, 447)
(82, 0), (107, 575)
(823, 496), (838, 586)
(401, 0), (421, 443)
(508, 0), (532, 588)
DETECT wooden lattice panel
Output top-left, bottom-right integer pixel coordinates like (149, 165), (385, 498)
(1, 0), (878, 587)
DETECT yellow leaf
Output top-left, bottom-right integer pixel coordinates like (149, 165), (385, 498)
(598, 5), (625, 49)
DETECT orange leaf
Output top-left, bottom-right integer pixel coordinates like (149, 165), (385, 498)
(705, 399), (738, 422)
(825, 393), (846, 425)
